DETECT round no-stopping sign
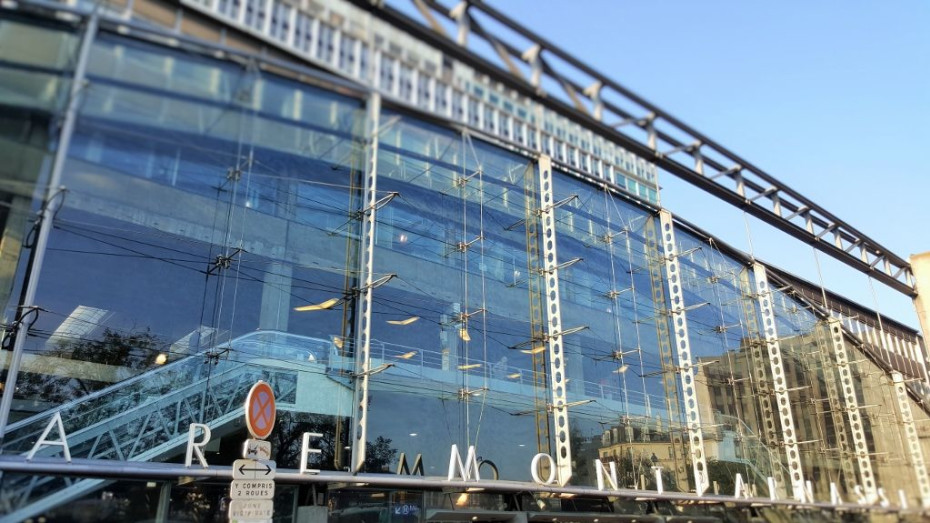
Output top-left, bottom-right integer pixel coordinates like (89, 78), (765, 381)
(245, 381), (276, 440)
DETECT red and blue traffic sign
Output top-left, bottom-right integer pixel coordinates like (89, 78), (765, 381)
(245, 381), (276, 440)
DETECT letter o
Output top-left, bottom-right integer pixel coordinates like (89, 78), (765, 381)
(478, 459), (500, 480)
(530, 453), (556, 485)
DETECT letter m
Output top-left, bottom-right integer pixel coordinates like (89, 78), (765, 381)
(396, 453), (425, 476)
(447, 444), (480, 481)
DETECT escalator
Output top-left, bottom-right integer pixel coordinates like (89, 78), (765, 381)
(0, 330), (347, 520)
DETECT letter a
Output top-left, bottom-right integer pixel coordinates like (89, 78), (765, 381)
(26, 412), (71, 462)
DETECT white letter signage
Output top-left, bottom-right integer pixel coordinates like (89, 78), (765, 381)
(26, 412), (71, 462)
(184, 423), (211, 468)
(447, 444), (481, 481)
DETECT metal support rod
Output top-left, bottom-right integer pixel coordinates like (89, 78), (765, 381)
(826, 318), (876, 499)
(753, 263), (806, 501)
(0, 12), (99, 442)
(891, 371), (930, 508)
(537, 155), (572, 487)
(350, 92), (382, 473)
(658, 210), (709, 495)
(155, 481), (171, 523)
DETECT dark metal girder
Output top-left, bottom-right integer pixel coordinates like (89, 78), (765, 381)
(360, 0), (915, 296)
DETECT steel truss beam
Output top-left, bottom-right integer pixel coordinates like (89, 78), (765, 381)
(350, 93), (383, 473)
(363, 0), (915, 296)
(658, 210), (709, 495)
(753, 263), (807, 501)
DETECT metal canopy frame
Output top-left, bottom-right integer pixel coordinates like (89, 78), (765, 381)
(354, 0), (915, 296)
(0, 455), (917, 517)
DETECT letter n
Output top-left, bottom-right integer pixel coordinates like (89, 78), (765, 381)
(593, 459), (618, 491)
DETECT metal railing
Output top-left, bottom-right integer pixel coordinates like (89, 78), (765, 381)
(0, 330), (311, 518)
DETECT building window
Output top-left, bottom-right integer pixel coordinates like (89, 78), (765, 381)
(295, 12), (313, 54)
(468, 98), (480, 127)
(218, 0), (239, 20)
(435, 82), (448, 115)
(338, 35), (356, 74)
(269, 1), (291, 42)
(244, 0), (266, 31)
(358, 43), (369, 81)
(483, 105), (495, 133)
(379, 56), (395, 93)
(317, 23), (334, 64)
(417, 74), (431, 109)
(452, 90), (464, 121)
(399, 64), (413, 101)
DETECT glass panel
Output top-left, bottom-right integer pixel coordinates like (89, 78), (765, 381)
(0, 18), (78, 321)
(2, 32), (365, 514)
(674, 230), (791, 495)
(553, 174), (683, 490)
(364, 112), (541, 480)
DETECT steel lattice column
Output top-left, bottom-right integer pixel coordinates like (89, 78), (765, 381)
(522, 159), (551, 463)
(753, 263), (806, 500)
(642, 215), (688, 490)
(816, 321), (858, 493)
(537, 155), (572, 486)
(350, 93), (382, 473)
(658, 210), (709, 495)
(891, 372), (930, 508)
(826, 318), (877, 499)
(737, 266), (787, 497)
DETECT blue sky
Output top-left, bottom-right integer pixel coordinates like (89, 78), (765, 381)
(474, 1), (929, 328)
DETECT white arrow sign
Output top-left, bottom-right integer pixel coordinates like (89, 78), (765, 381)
(232, 459), (276, 480)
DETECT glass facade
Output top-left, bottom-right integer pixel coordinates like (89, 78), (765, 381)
(0, 7), (929, 522)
